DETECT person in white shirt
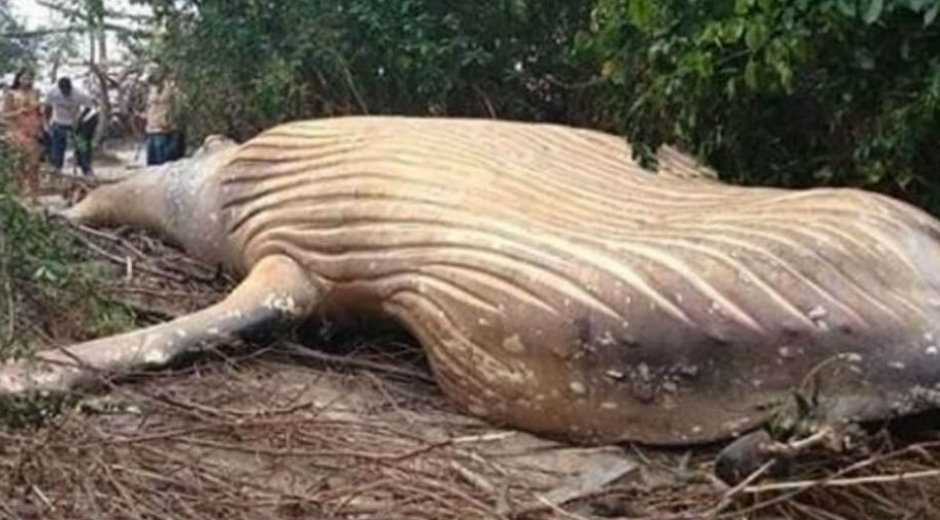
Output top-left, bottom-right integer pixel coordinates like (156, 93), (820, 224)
(43, 76), (96, 175)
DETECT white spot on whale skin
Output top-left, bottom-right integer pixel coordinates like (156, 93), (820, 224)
(569, 381), (587, 395)
(808, 305), (827, 319)
(927, 346), (939, 356)
(889, 361), (907, 370)
(605, 369), (624, 380)
(143, 348), (171, 365)
(841, 352), (863, 363)
(681, 364), (700, 377)
(807, 305), (829, 329)
(600, 401), (618, 410)
(707, 301), (721, 315)
(262, 293), (299, 315)
(723, 417), (752, 432)
(502, 335), (526, 354)
(468, 404), (489, 417)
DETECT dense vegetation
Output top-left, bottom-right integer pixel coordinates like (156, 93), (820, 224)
(137, 0), (603, 139)
(0, 147), (136, 362)
(584, 0), (940, 206)
(0, 0), (30, 73)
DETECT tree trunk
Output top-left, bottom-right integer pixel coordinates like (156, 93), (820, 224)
(93, 28), (110, 145)
(89, 61), (111, 147)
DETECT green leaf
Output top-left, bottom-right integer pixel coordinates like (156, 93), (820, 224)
(627, 0), (658, 32)
(744, 20), (768, 50)
(744, 59), (758, 89)
(773, 59), (793, 91)
(729, 18), (746, 41)
(725, 77), (738, 99)
(926, 2), (940, 25)
(734, 0), (756, 16)
(862, 0), (884, 24)
(836, 0), (858, 17)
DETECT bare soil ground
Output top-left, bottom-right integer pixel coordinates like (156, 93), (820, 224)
(2, 148), (940, 520)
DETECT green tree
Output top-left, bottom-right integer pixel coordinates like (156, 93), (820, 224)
(0, 0), (32, 74)
(38, 0), (152, 142)
(579, 0), (940, 210)
(131, 0), (599, 140)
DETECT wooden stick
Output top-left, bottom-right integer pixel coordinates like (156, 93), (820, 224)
(744, 469), (940, 493)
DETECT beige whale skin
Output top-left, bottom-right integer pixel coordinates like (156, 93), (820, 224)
(3, 115), (940, 447)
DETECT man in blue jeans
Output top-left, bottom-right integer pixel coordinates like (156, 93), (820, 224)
(43, 77), (96, 175)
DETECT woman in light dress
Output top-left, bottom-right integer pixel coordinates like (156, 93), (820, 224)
(1, 68), (45, 204)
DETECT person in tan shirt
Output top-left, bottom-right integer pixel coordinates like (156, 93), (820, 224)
(144, 67), (186, 165)
(1, 68), (44, 203)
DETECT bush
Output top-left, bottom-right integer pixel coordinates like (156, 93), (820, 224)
(579, 0), (940, 209)
(0, 146), (136, 361)
(140, 0), (601, 140)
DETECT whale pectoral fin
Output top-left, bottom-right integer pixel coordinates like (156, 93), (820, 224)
(0, 254), (323, 395)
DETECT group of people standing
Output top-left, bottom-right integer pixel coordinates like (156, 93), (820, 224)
(1, 65), (185, 204)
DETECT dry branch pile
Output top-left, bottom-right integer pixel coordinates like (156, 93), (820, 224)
(1, 194), (940, 520)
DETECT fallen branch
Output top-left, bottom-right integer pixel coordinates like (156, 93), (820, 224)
(280, 341), (436, 383)
(744, 469), (940, 493)
(70, 230), (187, 282)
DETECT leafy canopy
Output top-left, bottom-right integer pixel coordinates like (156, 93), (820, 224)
(580, 0), (940, 209)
